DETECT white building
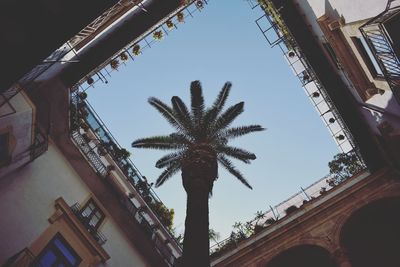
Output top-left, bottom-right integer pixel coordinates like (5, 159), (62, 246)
(0, 1), (209, 266)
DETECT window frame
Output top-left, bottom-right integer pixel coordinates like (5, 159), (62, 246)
(80, 198), (105, 230)
(35, 233), (82, 267)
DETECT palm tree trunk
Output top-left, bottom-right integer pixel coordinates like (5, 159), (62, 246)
(182, 183), (210, 267)
(180, 146), (217, 267)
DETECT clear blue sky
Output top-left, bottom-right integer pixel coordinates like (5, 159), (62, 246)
(87, 0), (339, 241)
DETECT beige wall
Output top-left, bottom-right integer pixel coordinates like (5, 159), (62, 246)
(0, 91), (34, 178)
(0, 141), (148, 267)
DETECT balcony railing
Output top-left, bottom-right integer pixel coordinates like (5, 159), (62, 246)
(73, 0), (209, 92)
(210, 169), (367, 258)
(360, 2), (400, 103)
(69, 94), (181, 265)
(70, 203), (108, 246)
(248, 0), (358, 154)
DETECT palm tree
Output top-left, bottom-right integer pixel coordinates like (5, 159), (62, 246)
(131, 81), (264, 267)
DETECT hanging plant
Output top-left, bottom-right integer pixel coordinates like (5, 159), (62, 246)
(132, 45), (141, 56)
(110, 59), (120, 70)
(120, 52), (129, 61)
(78, 92), (87, 100)
(153, 30), (163, 40)
(196, 0), (204, 9)
(97, 145), (108, 156)
(166, 19), (174, 29)
(87, 77), (94, 85)
(177, 12), (184, 23)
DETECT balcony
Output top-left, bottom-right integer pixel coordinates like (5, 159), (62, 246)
(69, 94), (181, 265)
(360, 2), (400, 103)
(70, 203), (108, 246)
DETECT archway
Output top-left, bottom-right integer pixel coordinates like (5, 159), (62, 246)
(265, 245), (337, 267)
(341, 197), (400, 267)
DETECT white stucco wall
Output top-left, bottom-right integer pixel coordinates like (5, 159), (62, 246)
(0, 92), (34, 178)
(0, 142), (148, 267)
(295, 0), (388, 24)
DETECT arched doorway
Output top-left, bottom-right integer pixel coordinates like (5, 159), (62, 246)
(341, 197), (400, 267)
(265, 245), (337, 267)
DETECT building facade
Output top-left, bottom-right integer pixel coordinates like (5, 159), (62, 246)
(211, 0), (400, 266)
(0, 1), (210, 266)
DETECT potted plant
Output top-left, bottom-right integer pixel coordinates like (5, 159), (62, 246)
(78, 92), (87, 100)
(120, 52), (129, 61)
(81, 133), (91, 143)
(177, 12), (184, 23)
(110, 59), (120, 70)
(265, 218), (276, 225)
(253, 224), (265, 234)
(153, 30), (163, 40)
(285, 205), (299, 215)
(107, 165), (116, 172)
(97, 145), (108, 156)
(166, 19), (174, 29)
(87, 77), (94, 85)
(196, 0), (204, 9)
(132, 45), (141, 56)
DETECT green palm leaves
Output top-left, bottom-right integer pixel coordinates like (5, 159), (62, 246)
(131, 81), (265, 189)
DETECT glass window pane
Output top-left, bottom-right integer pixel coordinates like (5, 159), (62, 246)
(39, 250), (57, 267)
(54, 238), (78, 265)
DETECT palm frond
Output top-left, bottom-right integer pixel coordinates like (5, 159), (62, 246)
(155, 151), (184, 168)
(222, 125), (265, 140)
(148, 97), (183, 131)
(131, 135), (187, 150)
(213, 102), (244, 133)
(218, 155), (253, 189)
(171, 96), (193, 134)
(202, 82), (232, 131)
(155, 162), (181, 187)
(190, 81), (205, 125)
(217, 145), (256, 163)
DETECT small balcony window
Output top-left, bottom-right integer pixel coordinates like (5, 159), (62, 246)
(80, 198), (105, 230)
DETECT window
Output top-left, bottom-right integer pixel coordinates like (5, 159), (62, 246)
(80, 198), (105, 230)
(35, 233), (81, 267)
(0, 133), (10, 166)
(351, 37), (384, 78)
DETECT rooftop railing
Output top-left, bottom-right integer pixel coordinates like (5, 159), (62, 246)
(73, 0), (209, 92)
(247, 0), (358, 154)
(210, 169), (366, 257)
(360, 1), (400, 104)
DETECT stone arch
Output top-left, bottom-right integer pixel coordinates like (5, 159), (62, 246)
(340, 196), (400, 267)
(263, 244), (337, 267)
(330, 180), (400, 247)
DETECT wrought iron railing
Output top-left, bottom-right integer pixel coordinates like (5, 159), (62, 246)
(360, 2), (400, 103)
(69, 94), (181, 265)
(122, 197), (177, 266)
(73, 0), (209, 92)
(249, 0), (358, 154)
(70, 203), (108, 246)
(210, 169), (366, 257)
